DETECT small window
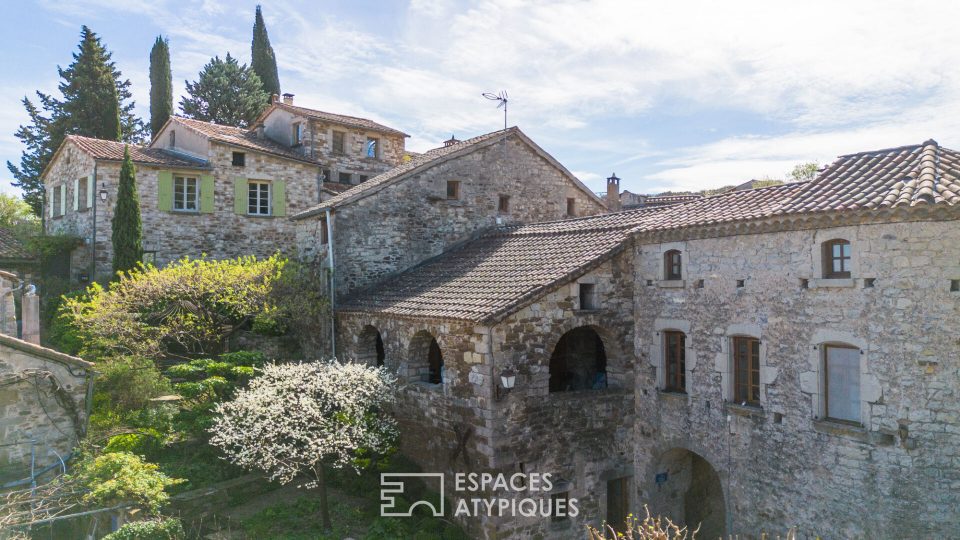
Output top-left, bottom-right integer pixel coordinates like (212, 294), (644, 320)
(174, 176), (199, 211)
(663, 331), (686, 393)
(733, 336), (760, 405)
(232, 152), (246, 166)
(579, 283), (598, 310)
(292, 122), (303, 146)
(321, 168), (331, 182)
(822, 239), (851, 278)
(169, 130), (176, 148)
(339, 172), (352, 184)
(447, 180), (461, 200)
(366, 137), (379, 158)
(78, 177), (89, 211)
(824, 345), (860, 423)
(551, 491), (571, 523)
(664, 250), (682, 280)
(53, 185), (63, 217)
(319, 217), (329, 245)
(248, 181), (271, 216)
(566, 197), (576, 217)
(359, 175), (369, 183)
(498, 194), (510, 214)
(428, 339), (444, 385)
(332, 131), (345, 154)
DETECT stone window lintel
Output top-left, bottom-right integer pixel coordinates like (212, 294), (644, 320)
(808, 278), (856, 289)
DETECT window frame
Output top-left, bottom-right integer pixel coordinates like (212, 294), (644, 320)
(823, 344), (861, 424)
(77, 177), (89, 212)
(173, 175), (200, 212)
(664, 250), (682, 280)
(365, 136), (379, 158)
(822, 239), (852, 279)
(332, 130), (345, 154)
(52, 185), (63, 217)
(663, 330), (686, 393)
(446, 180), (461, 200)
(732, 336), (761, 406)
(292, 122), (303, 146)
(498, 194), (510, 214)
(247, 180), (272, 216)
(232, 152), (246, 167)
(169, 130), (176, 148)
(566, 197), (576, 217)
(338, 172), (352, 184)
(578, 283), (598, 310)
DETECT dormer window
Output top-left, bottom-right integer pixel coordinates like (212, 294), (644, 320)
(169, 130), (176, 148)
(822, 239), (851, 279)
(664, 250), (682, 280)
(292, 122), (303, 146)
(366, 137), (379, 158)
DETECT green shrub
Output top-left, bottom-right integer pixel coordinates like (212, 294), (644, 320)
(202, 361), (234, 378)
(102, 518), (185, 540)
(69, 452), (184, 513)
(251, 307), (288, 336)
(96, 357), (173, 412)
(219, 350), (266, 367)
(164, 363), (204, 379)
(105, 431), (164, 458)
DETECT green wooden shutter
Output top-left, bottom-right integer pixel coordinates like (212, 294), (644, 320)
(157, 171), (173, 211)
(200, 174), (215, 213)
(86, 175), (94, 209)
(234, 177), (248, 215)
(59, 185), (66, 216)
(49, 187), (54, 217)
(272, 180), (286, 217)
(72, 178), (79, 210)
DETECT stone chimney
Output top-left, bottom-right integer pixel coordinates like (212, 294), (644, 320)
(271, 93), (280, 104)
(606, 173), (621, 212)
(21, 286), (39, 345)
(282, 93), (295, 105)
(443, 134), (460, 147)
(255, 124), (265, 139)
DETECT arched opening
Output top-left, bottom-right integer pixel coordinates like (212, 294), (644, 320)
(409, 331), (444, 385)
(549, 326), (607, 392)
(822, 238), (851, 278)
(357, 325), (385, 367)
(653, 449), (725, 539)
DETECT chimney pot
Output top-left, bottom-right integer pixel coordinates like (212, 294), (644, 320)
(443, 134), (459, 147)
(606, 172), (621, 212)
(282, 93), (295, 105)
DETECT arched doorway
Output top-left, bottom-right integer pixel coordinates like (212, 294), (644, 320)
(549, 326), (607, 392)
(653, 448), (725, 538)
(357, 325), (385, 367)
(409, 331), (444, 384)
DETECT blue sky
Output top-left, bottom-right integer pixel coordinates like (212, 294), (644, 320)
(4, 0), (960, 197)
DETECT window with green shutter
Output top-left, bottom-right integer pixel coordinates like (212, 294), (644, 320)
(157, 171), (174, 210)
(234, 177), (248, 215)
(272, 180), (286, 217)
(200, 174), (215, 213)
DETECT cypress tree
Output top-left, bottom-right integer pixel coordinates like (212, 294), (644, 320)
(112, 146), (143, 276)
(7, 26), (146, 217)
(149, 36), (173, 138)
(251, 5), (281, 102)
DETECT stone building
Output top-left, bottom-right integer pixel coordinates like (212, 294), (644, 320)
(42, 98), (408, 281)
(329, 139), (960, 538)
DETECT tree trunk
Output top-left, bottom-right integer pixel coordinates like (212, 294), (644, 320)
(316, 464), (332, 531)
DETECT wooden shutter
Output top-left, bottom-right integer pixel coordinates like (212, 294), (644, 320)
(272, 180), (286, 217)
(49, 187), (54, 217)
(59, 185), (66, 216)
(157, 171), (173, 211)
(200, 174), (215, 213)
(86, 175), (94, 209)
(234, 177), (248, 215)
(72, 178), (79, 210)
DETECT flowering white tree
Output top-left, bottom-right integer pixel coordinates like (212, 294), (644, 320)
(209, 361), (399, 530)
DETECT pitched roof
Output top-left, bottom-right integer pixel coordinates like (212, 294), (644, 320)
(338, 206), (669, 322)
(66, 135), (207, 169)
(293, 127), (604, 219)
(266, 102), (409, 137)
(169, 117), (320, 165)
(643, 194), (704, 207)
(779, 139), (960, 213)
(0, 228), (33, 262)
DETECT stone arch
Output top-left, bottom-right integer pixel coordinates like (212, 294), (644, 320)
(408, 330), (443, 385)
(357, 325), (385, 367)
(549, 326), (608, 392)
(651, 448), (726, 539)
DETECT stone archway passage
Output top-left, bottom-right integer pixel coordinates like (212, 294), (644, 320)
(549, 326), (608, 392)
(409, 330), (444, 384)
(654, 448), (726, 539)
(357, 325), (385, 367)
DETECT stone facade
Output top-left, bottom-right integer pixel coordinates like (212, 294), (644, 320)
(44, 138), (321, 281)
(0, 334), (92, 485)
(301, 134), (607, 297)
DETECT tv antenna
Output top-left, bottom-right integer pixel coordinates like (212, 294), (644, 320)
(482, 90), (508, 130)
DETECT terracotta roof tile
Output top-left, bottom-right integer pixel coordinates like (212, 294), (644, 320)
(0, 228), (33, 261)
(271, 102), (409, 137)
(67, 135), (206, 169)
(170, 117), (320, 165)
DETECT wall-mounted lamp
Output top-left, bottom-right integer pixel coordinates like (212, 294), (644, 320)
(98, 186), (108, 202)
(495, 369), (516, 401)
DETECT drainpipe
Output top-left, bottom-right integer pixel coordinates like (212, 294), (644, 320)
(90, 163), (98, 281)
(324, 208), (336, 358)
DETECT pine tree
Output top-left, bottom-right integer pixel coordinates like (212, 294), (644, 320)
(251, 5), (281, 102)
(7, 26), (146, 217)
(180, 53), (268, 127)
(112, 146), (143, 276)
(149, 36), (173, 138)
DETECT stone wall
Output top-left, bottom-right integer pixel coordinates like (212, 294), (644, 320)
(45, 141), (321, 280)
(319, 135), (607, 297)
(632, 219), (960, 538)
(0, 336), (91, 484)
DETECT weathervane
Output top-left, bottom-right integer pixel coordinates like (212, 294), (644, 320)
(482, 90), (508, 130)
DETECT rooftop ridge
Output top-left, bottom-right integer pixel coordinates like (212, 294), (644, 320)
(836, 141), (925, 159)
